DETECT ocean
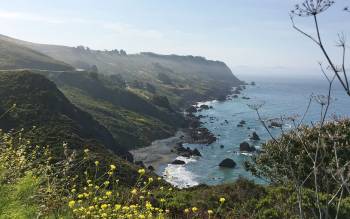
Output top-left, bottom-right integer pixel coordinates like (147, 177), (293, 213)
(159, 76), (350, 188)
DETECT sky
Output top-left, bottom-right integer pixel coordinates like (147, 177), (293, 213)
(0, 0), (349, 78)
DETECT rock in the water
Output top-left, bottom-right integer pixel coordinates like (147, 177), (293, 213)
(233, 95), (238, 98)
(220, 145), (224, 149)
(219, 158), (236, 168)
(200, 104), (210, 110)
(148, 165), (155, 171)
(172, 160), (186, 165)
(250, 132), (260, 141)
(239, 120), (246, 125)
(240, 141), (256, 152)
(192, 148), (202, 156)
(217, 95), (226, 102)
(270, 121), (282, 128)
(186, 106), (197, 114)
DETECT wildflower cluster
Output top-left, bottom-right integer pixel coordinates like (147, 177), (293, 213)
(0, 128), (230, 218)
(67, 164), (172, 219)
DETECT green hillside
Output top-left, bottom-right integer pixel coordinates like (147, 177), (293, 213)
(3, 35), (242, 108)
(0, 71), (132, 160)
(0, 35), (72, 71)
(45, 70), (186, 149)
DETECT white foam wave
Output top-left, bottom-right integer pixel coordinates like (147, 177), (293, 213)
(162, 156), (199, 188)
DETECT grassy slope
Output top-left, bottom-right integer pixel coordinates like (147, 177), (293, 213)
(47, 71), (185, 149)
(0, 35), (72, 71)
(0, 170), (39, 219)
(0, 71), (131, 159)
(4, 35), (242, 108)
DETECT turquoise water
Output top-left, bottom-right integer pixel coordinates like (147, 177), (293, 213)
(161, 76), (350, 187)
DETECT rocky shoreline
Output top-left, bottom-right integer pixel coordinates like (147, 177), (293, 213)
(130, 84), (250, 172)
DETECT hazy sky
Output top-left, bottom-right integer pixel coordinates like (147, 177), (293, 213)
(0, 0), (349, 77)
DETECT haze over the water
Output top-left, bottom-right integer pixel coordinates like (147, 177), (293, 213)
(0, 0), (349, 77)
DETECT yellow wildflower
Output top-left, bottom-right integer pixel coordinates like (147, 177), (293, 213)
(184, 208), (189, 213)
(192, 207), (198, 212)
(219, 197), (226, 203)
(106, 191), (112, 196)
(95, 160), (100, 166)
(131, 188), (137, 195)
(68, 200), (76, 208)
(101, 204), (108, 210)
(138, 168), (145, 175)
(110, 164), (116, 171)
(208, 209), (213, 214)
(115, 204), (121, 210)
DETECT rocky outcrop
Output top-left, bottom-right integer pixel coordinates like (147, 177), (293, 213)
(174, 143), (202, 157)
(240, 141), (256, 152)
(172, 160), (186, 165)
(269, 121), (282, 128)
(237, 120), (246, 127)
(199, 104), (210, 110)
(190, 127), (217, 144)
(219, 158), (236, 168)
(250, 132), (260, 141)
(186, 106), (197, 114)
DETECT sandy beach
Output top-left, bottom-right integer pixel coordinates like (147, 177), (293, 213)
(130, 130), (189, 171)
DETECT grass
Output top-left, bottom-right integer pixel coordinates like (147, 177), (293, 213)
(0, 170), (39, 219)
(61, 86), (176, 149)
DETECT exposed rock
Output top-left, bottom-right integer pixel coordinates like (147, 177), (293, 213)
(190, 127), (217, 145)
(172, 160), (186, 165)
(251, 81), (256, 86)
(240, 141), (256, 152)
(270, 121), (282, 128)
(200, 104), (210, 110)
(233, 95), (239, 98)
(239, 120), (246, 125)
(174, 143), (202, 157)
(250, 132), (260, 141)
(242, 96), (250, 100)
(148, 165), (155, 171)
(220, 145), (225, 149)
(192, 148), (202, 156)
(219, 158), (236, 168)
(186, 106), (198, 114)
(217, 95), (226, 102)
